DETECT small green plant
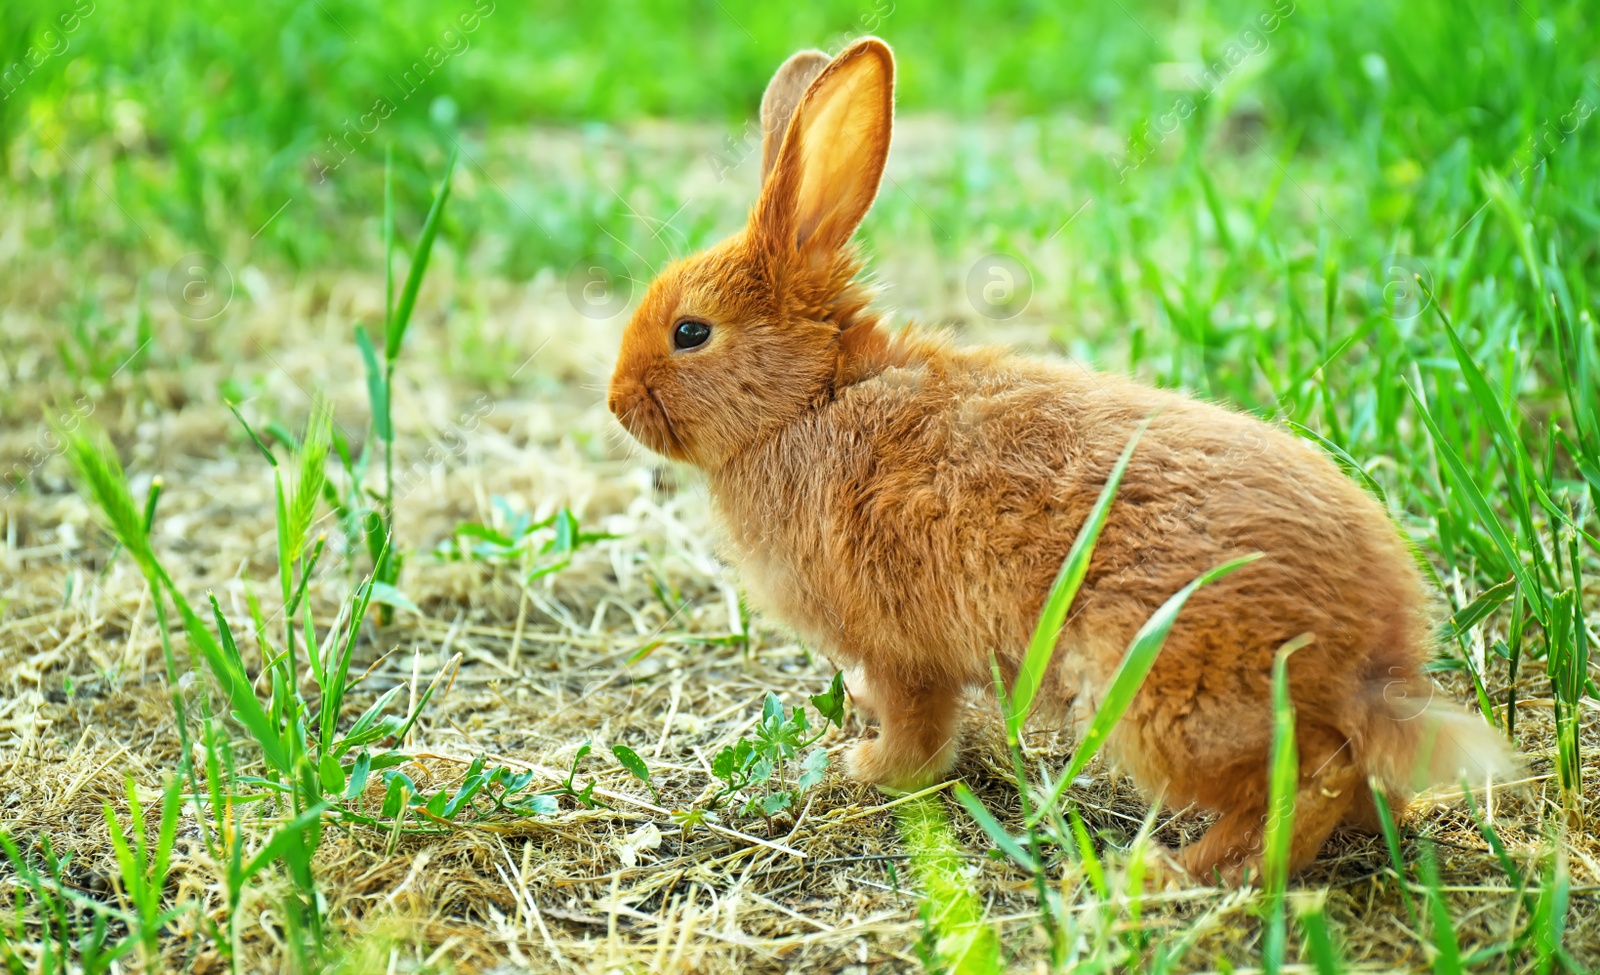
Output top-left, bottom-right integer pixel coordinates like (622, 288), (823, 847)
(56, 292), (153, 385)
(28, 150), (518, 972)
(438, 497), (617, 581)
(612, 744), (659, 802)
(687, 673), (845, 823)
(376, 748), (599, 827)
(0, 831), (133, 975)
(51, 397), (560, 969)
(102, 775), (185, 969)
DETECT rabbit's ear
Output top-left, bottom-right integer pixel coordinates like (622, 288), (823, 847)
(760, 49), (830, 185)
(754, 37), (894, 255)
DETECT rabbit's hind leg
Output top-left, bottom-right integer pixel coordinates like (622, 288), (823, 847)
(1179, 723), (1364, 885)
(1340, 778), (1404, 835)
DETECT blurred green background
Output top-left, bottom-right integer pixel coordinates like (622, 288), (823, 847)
(4, 0), (1596, 275)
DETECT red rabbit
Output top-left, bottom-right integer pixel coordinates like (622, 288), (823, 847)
(609, 38), (1513, 881)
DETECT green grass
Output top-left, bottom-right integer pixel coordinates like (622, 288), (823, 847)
(1, 0), (1597, 970)
(24, 394), (640, 971)
(4, 0), (1596, 277)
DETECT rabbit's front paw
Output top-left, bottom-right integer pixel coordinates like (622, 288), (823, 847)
(845, 737), (950, 792)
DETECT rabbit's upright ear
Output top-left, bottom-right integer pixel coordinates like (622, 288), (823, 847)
(760, 49), (830, 184)
(754, 38), (894, 255)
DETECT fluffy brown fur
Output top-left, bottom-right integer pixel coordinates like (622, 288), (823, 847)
(608, 37), (1515, 881)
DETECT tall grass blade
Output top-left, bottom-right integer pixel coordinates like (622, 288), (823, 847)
(1418, 842), (1464, 975)
(355, 325), (390, 443)
(1407, 382), (1547, 623)
(1296, 896), (1345, 975)
(1369, 781), (1417, 925)
(1034, 552), (1263, 821)
(224, 400), (279, 468)
(239, 804), (330, 883)
(952, 784), (1038, 873)
(1008, 419), (1148, 738)
(1261, 635), (1311, 972)
(1441, 576), (1516, 643)
(156, 564), (290, 774)
(1066, 803), (1108, 899)
(386, 146), (458, 362)
(1430, 291), (1527, 469)
(1530, 849), (1571, 975)
(319, 567), (382, 752)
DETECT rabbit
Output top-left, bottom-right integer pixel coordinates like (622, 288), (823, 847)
(607, 37), (1516, 882)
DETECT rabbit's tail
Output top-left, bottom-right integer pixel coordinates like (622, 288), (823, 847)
(1356, 672), (1519, 796)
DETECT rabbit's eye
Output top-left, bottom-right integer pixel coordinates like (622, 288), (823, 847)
(673, 319), (711, 350)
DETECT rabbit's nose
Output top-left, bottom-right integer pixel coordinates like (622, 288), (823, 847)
(606, 381), (634, 419)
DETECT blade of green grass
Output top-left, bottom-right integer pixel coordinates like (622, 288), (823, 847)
(386, 146), (458, 362)
(355, 325), (389, 443)
(1262, 634), (1311, 973)
(1418, 841), (1465, 975)
(1008, 419), (1149, 739)
(1530, 849), (1572, 975)
(1427, 286), (1552, 602)
(1407, 381), (1548, 624)
(239, 804), (330, 884)
(1066, 804), (1107, 900)
(1441, 576), (1517, 643)
(1032, 552), (1264, 823)
(156, 564), (290, 775)
(1369, 781), (1417, 926)
(224, 400), (279, 468)
(952, 783), (1038, 874)
(320, 562), (385, 753)
(1296, 896), (1345, 975)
